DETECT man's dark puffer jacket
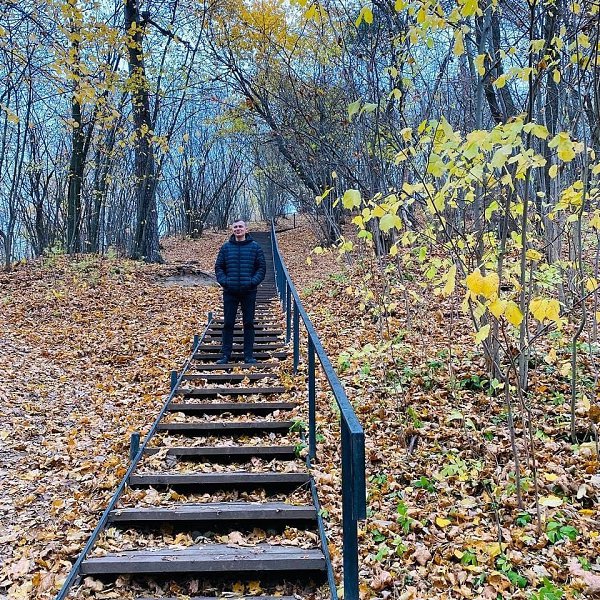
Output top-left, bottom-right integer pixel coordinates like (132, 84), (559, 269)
(214, 234), (266, 293)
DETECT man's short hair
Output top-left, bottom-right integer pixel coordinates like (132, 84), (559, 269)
(231, 218), (246, 225)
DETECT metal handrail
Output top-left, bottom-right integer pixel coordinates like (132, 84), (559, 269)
(55, 314), (214, 600)
(270, 222), (366, 600)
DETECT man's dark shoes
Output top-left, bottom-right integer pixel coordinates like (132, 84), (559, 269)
(216, 355), (230, 364)
(244, 357), (258, 364)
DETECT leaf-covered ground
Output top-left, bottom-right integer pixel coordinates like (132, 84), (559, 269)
(276, 218), (600, 600)
(1, 220), (599, 599)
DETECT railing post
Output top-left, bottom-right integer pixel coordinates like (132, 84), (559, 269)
(308, 337), (316, 461)
(286, 283), (292, 343)
(341, 420), (359, 600)
(192, 334), (199, 351)
(170, 370), (178, 392)
(129, 432), (140, 462)
(293, 301), (300, 373)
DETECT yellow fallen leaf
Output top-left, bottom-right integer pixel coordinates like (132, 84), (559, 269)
(232, 581), (245, 594)
(436, 516), (451, 528)
(539, 494), (563, 507)
(543, 473), (558, 482)
(248, 580), (262, 594)
(485, 542), (502, 558)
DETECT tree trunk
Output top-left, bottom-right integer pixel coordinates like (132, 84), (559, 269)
(124, 0), (162, 262)
(67, 93), (84, 253)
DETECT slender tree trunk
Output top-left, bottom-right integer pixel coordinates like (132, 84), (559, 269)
(124, 0), (162, 262)
(67, 93), (84, 253)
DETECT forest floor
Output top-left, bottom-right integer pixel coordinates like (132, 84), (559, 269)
(0, 216), (599, 600)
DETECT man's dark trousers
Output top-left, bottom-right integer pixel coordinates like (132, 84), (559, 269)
(221, 289), (257, 359)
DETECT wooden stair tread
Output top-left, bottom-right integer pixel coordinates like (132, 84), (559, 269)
(185, 363), (277, 371)
(206, 328), (283, 334)
(208, 324), (280, 329)
(180, 373), (276, 381)
(194, 352), (288, 360)
(157, 421), (294, 433)
(109, 502), (316, 522)
(197, 344), (284, 352)
(167, 402), (298, 414)
(81, 544), (325, 574)
(204, 335), (283, 341)
(176, 386), (286, 396)
(129, 472), (310, 486)
(137, 597), (297, 600)
(144, 445), (297, 459)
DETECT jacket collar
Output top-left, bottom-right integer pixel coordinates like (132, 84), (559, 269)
(229, 233), (254, 245)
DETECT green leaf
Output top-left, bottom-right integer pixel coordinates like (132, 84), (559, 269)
(348, 99), (361, 120)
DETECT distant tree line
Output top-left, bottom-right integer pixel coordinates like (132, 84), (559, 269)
(1, 0), (600, 269)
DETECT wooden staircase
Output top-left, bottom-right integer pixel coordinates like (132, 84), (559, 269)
(76, 231), (330, 598)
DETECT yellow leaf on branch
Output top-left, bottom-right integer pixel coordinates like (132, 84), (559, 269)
(442, 265), (457, 297)
(474, 324), (491, 343)
(342, 189), (361, 209)
(504, 301), (523, 327)
(466, 269), (498, 300)
(488, 298), (506, 319)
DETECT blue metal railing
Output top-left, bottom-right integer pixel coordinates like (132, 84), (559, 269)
(270, 222), (366, 600)
(55, 314), (214, 600)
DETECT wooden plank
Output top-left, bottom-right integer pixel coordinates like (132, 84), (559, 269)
(128, 472), (310, 487)
(204, 330), (282, 336)
(143, 445), (297, 460)
(167, 402), (298, 415)
(180, 373), (275, 382)
(203, 335), (282, 341)
(185, 363), (276, 372)
(175, 386), (286, 396)
(109, 502), (316, 523)
(156, 421), (294, 434)
(197, 344), (285, 352)
(209, 322), (281, 327)
(81, 544), (325, 575)
(138, 596), (297, 600)
(194, 351), (288, 361)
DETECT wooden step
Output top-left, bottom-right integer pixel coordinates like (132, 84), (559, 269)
(181, 373), (276, 382)
(128, 472), (311, 489)
(194, 352), (288, 361)
(176, 386), (286, 397)
(144, 445), (297, 460)
(139, 596), (296, 600)
(156, 421), (295, 434)
(197, 344), (284, 352)
(167, 401), (298, 415)
(216, 324), (280, 329)
(206, 328), (282, 334)
(81, 544), (325, 575)
(203, 335), (283, 343)
(206, 328), (282, 335)
(108, 502), (316, 524)
(185, 363), (276, 371)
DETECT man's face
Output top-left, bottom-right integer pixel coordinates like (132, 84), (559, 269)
(232, 221), (247, 240)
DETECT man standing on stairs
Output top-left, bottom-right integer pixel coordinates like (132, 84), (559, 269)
(214, 219), (266, 364)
